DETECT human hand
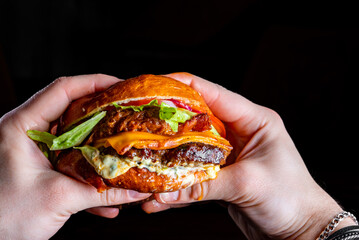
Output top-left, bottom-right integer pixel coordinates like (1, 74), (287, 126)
(0, 74), (151, 240)
(142, 73), (351, 239)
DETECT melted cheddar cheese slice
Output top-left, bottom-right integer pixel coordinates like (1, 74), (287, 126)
(95, 131), (232, 155)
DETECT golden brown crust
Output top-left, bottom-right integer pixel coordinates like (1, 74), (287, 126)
(104, 167), (210, 193)
(61, 74), (212, 130)
(56, 149), (214, 193)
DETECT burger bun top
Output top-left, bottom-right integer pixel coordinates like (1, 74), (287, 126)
(60, 74), (212, 130)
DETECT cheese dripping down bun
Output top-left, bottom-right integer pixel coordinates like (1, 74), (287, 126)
(55, 74), (232, 193)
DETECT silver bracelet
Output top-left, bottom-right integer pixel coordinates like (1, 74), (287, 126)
(317, 211), (359, 240)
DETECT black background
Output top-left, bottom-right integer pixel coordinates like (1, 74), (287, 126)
(1, 1), (358, 239)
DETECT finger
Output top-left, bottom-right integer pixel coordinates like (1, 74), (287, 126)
(141, 199), (190, 214)
(86, 207), (119, 218)
(83, 187), (152, 210)
(55, 175), (152, 214)
(141, 200), (171, 213)
(164, 72), (269, 137)
(17, 74), (121, 131)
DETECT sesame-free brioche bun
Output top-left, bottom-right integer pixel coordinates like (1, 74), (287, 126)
(60, 74), (212, 131)
(55, 74), (232, 193)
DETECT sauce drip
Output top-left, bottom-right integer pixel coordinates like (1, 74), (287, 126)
(191, 182), (204, 201)
(197, 182), (204, 201)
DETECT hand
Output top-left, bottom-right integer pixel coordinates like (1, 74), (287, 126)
(142, 73), (350, 239)
(0, 74), (151, 240)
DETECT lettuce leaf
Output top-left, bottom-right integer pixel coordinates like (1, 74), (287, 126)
(210, 125), (220, 136)
(160, 103), (196, 132)
(27, 111), (106, 151)
(158, 102), (177, 119)
(51, 111), (106, 150)
(113, 99), (160, 112)
(26, 130), (56, 148)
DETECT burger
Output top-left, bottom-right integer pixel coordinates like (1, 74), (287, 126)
(27, 74), (232, 193)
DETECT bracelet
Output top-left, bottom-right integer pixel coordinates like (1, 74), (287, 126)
(317, 211), (359, 240)
(327, 226), (359, 240)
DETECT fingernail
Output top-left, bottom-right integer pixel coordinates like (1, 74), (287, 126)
(128, 190), (151, 199)
(159, 191), (179, 203)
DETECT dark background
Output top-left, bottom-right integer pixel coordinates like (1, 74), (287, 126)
(1, 1), (358, 239)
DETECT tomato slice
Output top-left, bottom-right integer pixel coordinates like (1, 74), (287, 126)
(120, 98), (155, 106)
(168, 99), (201, 113)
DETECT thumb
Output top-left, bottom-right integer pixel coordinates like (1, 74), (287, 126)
(151, 164), (244, 206)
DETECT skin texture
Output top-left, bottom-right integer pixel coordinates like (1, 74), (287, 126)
(0, 73), (355, 239)
(141, 73), (356, 239)
(0, 74), (151, 240)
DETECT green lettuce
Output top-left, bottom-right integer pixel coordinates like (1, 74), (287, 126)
(160, 103), (196, 132)
(27, 111), (106, 150)
(26, 130), (56, 148)
(51, 111), (106, 150)
(113, 100), (197, 132)
(210, 125), (220, 136)
(113, 99), (160, 112)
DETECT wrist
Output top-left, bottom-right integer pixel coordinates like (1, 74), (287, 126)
(285, 187), (344, 240)
(295, 209), (358, 240)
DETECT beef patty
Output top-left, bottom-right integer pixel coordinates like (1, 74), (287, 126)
(101, 142), (228, 167)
